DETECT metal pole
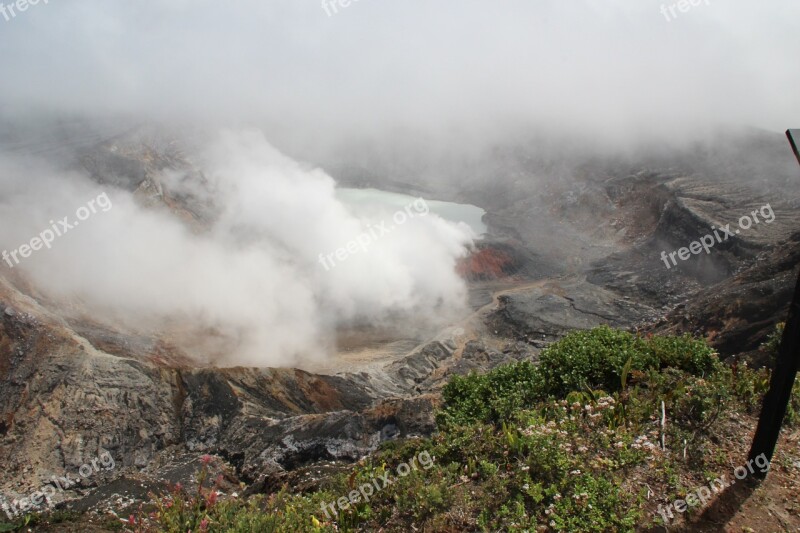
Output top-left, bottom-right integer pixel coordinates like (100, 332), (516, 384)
(747, 129), (800, 477)
(788, 129), (800, 165)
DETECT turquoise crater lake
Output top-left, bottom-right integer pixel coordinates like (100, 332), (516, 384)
(336, 187), (487, 236)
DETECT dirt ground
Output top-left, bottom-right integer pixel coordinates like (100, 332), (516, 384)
(672, 430), (800, 533)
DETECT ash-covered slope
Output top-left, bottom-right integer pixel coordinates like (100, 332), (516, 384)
(463, 130), (800, 360)
(0, 267), (517, 503)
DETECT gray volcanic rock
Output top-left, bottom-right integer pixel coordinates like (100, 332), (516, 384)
(385, 341), (455, 389)
(650, 230), (800, 362)
(588, 174), (799, 301)
(486, 278), (658, 343)
(444, 340), (530, 378)
(0, 278), (182, 505)
(230, 410), (381, 480)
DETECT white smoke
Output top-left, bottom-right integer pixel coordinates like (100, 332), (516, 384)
(0, 130), (474, 366)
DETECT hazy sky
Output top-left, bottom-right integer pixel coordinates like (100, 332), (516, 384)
(0, 0), (798, 144)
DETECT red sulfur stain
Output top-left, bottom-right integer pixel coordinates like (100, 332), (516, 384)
(457, 247), (517, 280)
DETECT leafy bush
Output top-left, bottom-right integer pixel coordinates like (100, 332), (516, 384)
(647, 334), (721, 376)
(437, 360), (544, 427)
(439, 326), (721, 427)
(547, 474), (641, 532)
(536, 326), (658, 397)
(762, 322), (785, 356)
(787, 379), (800, 427)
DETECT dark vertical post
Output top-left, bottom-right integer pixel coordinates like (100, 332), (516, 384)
(788, 129), (800, 165)
(747, 129), (800, 476)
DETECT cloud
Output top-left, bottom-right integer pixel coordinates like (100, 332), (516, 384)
(0, 130), (474, 366)
(0, 0), (797, 148)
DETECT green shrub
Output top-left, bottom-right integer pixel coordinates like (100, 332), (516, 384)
(730, 364), (770, 412)
(438, 327), (722, 427)
(787, 379), (800, 427)
(762, 322), (785, 356)
(648, 334), (721, 375)
(437, 360), (544, 427)
(548, 474), (641, 532)
(537, 326), (658, 397)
